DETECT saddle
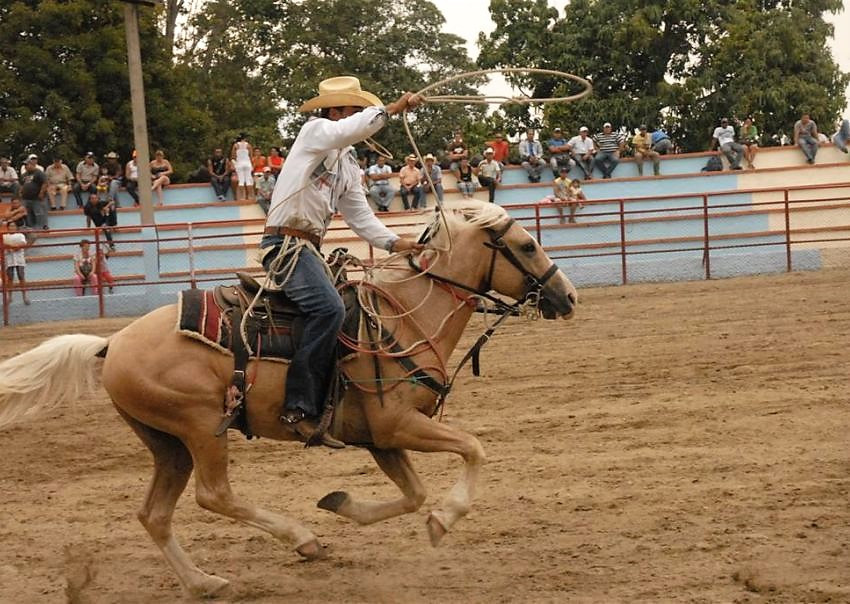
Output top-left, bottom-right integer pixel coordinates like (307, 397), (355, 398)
(176, 250), (361, 444)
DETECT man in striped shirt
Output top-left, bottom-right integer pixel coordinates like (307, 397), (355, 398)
(592, 122), (625, 179)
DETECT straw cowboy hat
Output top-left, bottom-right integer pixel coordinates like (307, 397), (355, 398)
(298, 76), (383, 113)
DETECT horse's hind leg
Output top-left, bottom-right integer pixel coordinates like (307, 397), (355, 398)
(117, 409), (230, 598)
(184, 432), (325, 559)
(317, 448), (426, 524)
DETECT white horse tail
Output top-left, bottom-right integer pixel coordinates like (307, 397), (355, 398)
(0, 334), (108, 430)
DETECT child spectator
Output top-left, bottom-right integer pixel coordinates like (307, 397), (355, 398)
(73, 239), (99, 296)
(97, 247), (116, 294)
(83, 174), (117, 249)
(3, 221), (30, 305)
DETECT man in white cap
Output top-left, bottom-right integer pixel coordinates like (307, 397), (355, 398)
(261, 76), (422, 447)
(476, 147), (502, 203)
(567, 127), (596, 180)
(592, 122), (624, 179)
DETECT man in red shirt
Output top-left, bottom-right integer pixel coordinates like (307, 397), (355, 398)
(486, 133), (510, 165)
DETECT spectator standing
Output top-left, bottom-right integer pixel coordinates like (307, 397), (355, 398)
(255, 166), (276, 214)
(547, 127), (573, 177)
(150, 150), (174, 206)
(567, 126), (596, 180)
(592, 122), (625, 178)
(268, 146), (285, 176)
(2, 221), (30, 305)
(103, 152), (124, 207)
(711, 118), (744, 170)
(1, 198), (28, 228)
(831, 118), (850, 154)
(231, 134), (254, 201)
(207, 148), (231, 201)
(366, 155), (395, 211)
(632, 125), (660, 176)
(72, 239), (99, 296)
(518, 128), (546, 182)
(0, 157), (20, 197)
(794, 113), (819, 164)
(651, 128), (673, 155)
(476, 147), (502, 203)
(20, 157), (47, 230)
(739, 117), (759, 169)
(486, 133), (510, 165)
(73, 152), (99, 208)
(454, 156), (476, 198)
(398, 154), (424, 210)
(419, 153), (443, 205)
(445, 130), (468, 171)
(45, 157), (73, 210)
(124, 151), (140, 206)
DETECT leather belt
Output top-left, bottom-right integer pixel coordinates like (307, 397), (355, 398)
(263, 226), (321, 248)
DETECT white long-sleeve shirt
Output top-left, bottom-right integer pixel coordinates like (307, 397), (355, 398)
(265, 106), (398, 250)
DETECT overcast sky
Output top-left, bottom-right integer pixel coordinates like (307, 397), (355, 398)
(430, 0), (850, 115)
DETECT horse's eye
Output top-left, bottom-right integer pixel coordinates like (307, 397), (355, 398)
(521, 242), (536, 253)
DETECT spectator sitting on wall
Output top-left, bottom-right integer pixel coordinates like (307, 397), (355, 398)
(150, 149), (174, 206)
(3, 221), (30, 305)
(486, 133), (510, 165)
(398, 154), (424, 211)
(445, 130), (468, 171)
(0, 157), (21, 198)
(793, 112), (819, 164)
(632, 125), (660, 176)
(518, 128), (546, 183)
(103, 152), (124, 207)
(73, 239), (99, 296)
(73, 152), (99, 208)
(366, 155), (395, 212)
(44, 156), (73, 210)
(208, 148), (231, 201)
(419, 153), (443, 205)
(592, 122), (625, 179)
(124, 151), (140, 206)
(547, 127), (574, 178)
(255, 166), (276, 215)
(651, 128), (673, 155)
(832, 118), (850, 154)
(711, 117), (744, 170)
(475, 147), (502, 203)
(567, 126), (596, 180)
(454, 156), (476, 198)
(20, 153), (44, 174)
(739, 116), (759, 169)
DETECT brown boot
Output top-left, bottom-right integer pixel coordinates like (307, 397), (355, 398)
(281, 409), (345, 449)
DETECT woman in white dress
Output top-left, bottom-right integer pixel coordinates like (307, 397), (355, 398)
(230, 134), (255, 201)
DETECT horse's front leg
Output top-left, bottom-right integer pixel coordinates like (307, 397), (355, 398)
(318, 447), (426, 524)
(379, 411), (486, 547)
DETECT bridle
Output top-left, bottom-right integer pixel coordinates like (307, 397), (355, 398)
(408, 217), (560, 315)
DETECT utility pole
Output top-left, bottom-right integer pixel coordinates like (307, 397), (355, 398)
(121, 0), (160, 225)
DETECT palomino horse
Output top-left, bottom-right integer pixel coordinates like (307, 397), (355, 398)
(0, 201), (577, 598)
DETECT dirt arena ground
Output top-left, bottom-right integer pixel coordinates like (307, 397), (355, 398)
(0, 268), (847, 603)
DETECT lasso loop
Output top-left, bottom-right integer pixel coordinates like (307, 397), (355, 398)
(400, 68), (593, 251)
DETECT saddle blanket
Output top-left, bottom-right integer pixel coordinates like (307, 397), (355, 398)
(177, 289), (299, 362)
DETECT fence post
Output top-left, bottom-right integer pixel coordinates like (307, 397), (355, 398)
(784, 189), (792, 272)
(94, 228), (105, 317)
(187, 222), (197, 289)
(1, 233), (8, 326)
(534, 204), (542, 243)
(703, 194), (711, 280)
(619, 199), (627, 284)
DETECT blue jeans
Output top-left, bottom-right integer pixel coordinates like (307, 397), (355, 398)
(593, 151), (620, 178)
(262, 240), (344, 417)
(832, 119), (849, 152)
(24, 197), (48, 230)
(798, 134), (818, 162)
(369, 182), (395, 210)
(400, 185), (424, 209)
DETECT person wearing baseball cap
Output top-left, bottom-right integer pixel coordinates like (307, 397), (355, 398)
(592, 122), (625, 178)
(632, 124), (660, 176)
(255, 165), (276, 215)
(548, 127), (574, 178)
(260, 76), (424, 447)
(477, 147), (502, 203)
(567, 127), (596, 180)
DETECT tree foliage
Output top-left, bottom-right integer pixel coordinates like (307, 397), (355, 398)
(478, 0), (848, 150)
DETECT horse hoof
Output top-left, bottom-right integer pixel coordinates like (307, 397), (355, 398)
(187, 574), (230, 598)
(426, 513), (447, 547)
(317, 491), (349, 513)
(296, 539), (329, 561)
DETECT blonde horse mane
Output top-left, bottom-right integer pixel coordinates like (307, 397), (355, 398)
(420, 200), (510, 245)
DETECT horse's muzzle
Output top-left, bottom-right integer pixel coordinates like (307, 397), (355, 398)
(539, 290), (576, 320)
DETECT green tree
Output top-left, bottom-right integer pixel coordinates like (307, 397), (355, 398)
(478, 0), (848, 151)
(182, 0), (486, 163)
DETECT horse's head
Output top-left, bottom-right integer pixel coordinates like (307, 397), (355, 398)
(420, 202), (577, 319)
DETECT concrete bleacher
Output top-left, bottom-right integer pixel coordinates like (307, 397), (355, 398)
(2, 144), (849, 324)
